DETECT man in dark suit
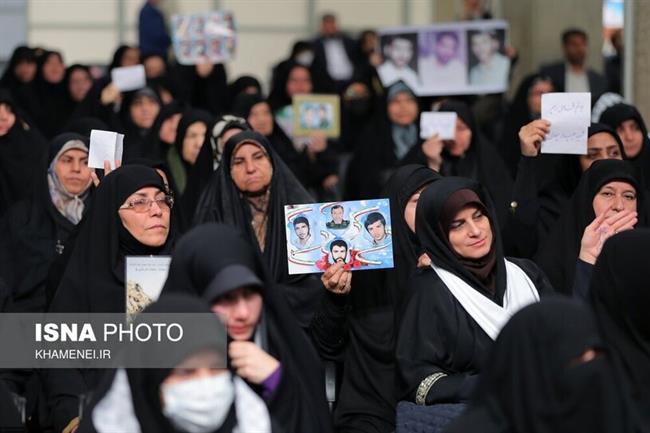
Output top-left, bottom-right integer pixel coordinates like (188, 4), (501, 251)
(311, 13), (360, 93)
(539, 28), (608, 104)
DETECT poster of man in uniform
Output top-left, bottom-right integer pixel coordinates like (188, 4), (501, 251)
(284, 199), (394, 275)
(378, 20), (509, 96)
(171, 11), (237, 65)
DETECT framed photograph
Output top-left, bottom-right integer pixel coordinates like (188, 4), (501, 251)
(284, 199), (394, 275)
(292, 94), (341, 138)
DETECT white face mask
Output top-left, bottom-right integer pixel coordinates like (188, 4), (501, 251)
(161, 373), (235, 433)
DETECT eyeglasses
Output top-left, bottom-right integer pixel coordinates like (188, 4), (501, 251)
(119, 195), (174, 213)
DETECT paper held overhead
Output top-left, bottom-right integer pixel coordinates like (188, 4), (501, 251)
(540, 92), (591, 155)
(88, 129), (124, 169)
(420, 112), (457, 140)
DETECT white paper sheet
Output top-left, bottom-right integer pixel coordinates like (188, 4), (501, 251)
(88, 129), (125, 169)
(110, 65), (146, 92)
(541, 92), (591, 154)
(420, 112), (457, 139)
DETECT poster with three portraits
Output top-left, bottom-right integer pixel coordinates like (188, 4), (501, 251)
(284, 199), (394, 275)
(377, 20), (510, 96)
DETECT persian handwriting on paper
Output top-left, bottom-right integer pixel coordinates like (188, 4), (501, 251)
(546, 101), (588, 117)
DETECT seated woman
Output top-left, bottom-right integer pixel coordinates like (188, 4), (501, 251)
(0, 132), (93, 313)
(507, 122), (626, 257)
(45, 165), (176, 433)
(194, 131), (323, 326)
(590, 229), (650, 427)
(535, 159), (647, 295)
(445, 298), (639, 433)
(396, 177), (552, 430)
(161, 224), (332, 433)
(79, 293), (272, 433)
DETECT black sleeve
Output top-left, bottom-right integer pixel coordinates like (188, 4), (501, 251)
(41, 368), (88, 432)
(572, 259), (594, 301)
(309, 291), (349, 360)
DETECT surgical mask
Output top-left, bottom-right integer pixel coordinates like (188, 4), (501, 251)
(295, 51), (314, 67)
(161, 373), (235, 433)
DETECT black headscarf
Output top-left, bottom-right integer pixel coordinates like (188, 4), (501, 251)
(416, 176), (506, 301)
(226, 75), (262, 110)
(78, 294), (230, 433)
(268, 61), (309, 112)
(535, 159), (649, 294)
(0, 132), (92, 312)
(63, 116), (110, 137)
(33, 50), (70, 138)
(142, 100), (184, 160)
(172, 109), (214, 170)
(161, 223), (332, 433)
(590, 229), (650, 427)
(119, 87), (162, 162)
(434, 99), (513, 227)
(108, 45), (138, 73)
(0, 45), (37, 87)
(445, 298), (636, 433)
(600, 103), (650, 182)
(48, 165), (174, 313)
(194, 131), (313, 285)
(0, 89), (48, 217)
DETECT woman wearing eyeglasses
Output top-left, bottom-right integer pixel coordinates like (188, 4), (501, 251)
(45, 164), (176, 433)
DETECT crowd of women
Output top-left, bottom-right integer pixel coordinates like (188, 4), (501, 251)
(0, 17), (648, 433)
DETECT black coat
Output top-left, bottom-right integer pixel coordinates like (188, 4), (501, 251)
(539, 62), (607, 104)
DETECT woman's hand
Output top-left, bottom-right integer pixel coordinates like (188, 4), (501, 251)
(90, 159), (122, 188)
(229, 341), (280, 384)
(422, 133), (444, 171)
(321, 262), (352, 295)
(100, 83), (122, 106)
(579, 208), (637, 264)
(518, 119), (551, 157)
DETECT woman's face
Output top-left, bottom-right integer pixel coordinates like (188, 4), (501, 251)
(159, 113), (182, 145)
(181, 121), (207, 165)
(387, 92), (418, 126)
(15, 60), (37, 83)
(248, 102), (274, 137)
(592, 181), (637, 219)
(616, 119), (644, 159)
(54, 148), (91, 195)
(527, 79), (553, 115)
(130, 95), (160, 129)
(579, 133), (623, 172)
(144, 55), (166, 79)
(43, 54), (65, 84)
(68, 68), (93, 102)
(118, 186), (170, 247)
(445, 117), (472, 157)
(211, 287), (263, 341)
(0, 104), (16, 136)
(121, 47), (140, 67)
(286, 66), (312, 97)
(230, 143), (273, 194)
(447, 204), (493, 259)
(404, 186), (427, 233)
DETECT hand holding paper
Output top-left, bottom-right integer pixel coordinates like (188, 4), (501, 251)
(89, 129), (124, 170)
(420, 112), (457, 140)
(540, 92), (591, 155)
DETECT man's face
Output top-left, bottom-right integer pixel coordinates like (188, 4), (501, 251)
(387, 38), (413, 68)
(367, 220), (386, 242)
(471, 33), (497, 63)
(331, 245), (347, 263)
(295, 222), (309, 240)
(331, 208), (344, 224)
(435, 34), (458, 64)
(564, 34), (587, 66)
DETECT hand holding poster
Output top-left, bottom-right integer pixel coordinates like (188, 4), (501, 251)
(378, 20), (510, 96)
(285, 199), (394, 275)
(171, 11), (236, 65)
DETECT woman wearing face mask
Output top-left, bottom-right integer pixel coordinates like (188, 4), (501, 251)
(0, 90), (48, 217)
(195, 131), (325, 327)
(0, 133), (93, 312)
(589, 229), (650, 429)
(317, 165), (440, 433)
(405, 99), (513, 226)
(600, 103), (650, 182)
(77, 294), (272, 433)
(268, 61), (339, 199)
(497, 73), (554, 176)
(33, 50), (70, 138)
(162, 224), (333, 433)
(45, 165), (175, 433)
(535, 159), (647, 296)
(508, 122), (626, 258)
(396, 177), (552, 429)
(444, 298), (639, 433)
